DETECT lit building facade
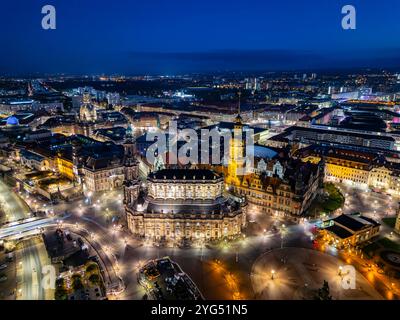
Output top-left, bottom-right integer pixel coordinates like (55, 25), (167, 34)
(299, 146), (400, 195)
(56, 154), (75, 180)
(395, 206), (400, 235)
(320, 214), (380, 249)
(81, 160), (124, 192)
(79, 92), (97, 123)
(223, 115), (324, 218)
(125, 169), (247, 243)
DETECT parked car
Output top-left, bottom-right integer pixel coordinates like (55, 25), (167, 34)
(0, 264), (8, 270)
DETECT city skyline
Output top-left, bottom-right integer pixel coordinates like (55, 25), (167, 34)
(1, 0), (400, 75)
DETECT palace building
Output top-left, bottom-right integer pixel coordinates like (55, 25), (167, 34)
(20, 133), (128, 193)
(298, 145), (400, 195)
(222, 114), (324, 218)
(125, 167), (247, 243)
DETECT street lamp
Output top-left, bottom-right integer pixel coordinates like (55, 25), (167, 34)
(280, 224), (287, 249)
(271, 269), (275, 280)
(338, 266), (343, 276)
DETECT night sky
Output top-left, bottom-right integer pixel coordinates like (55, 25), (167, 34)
(1, 0), (400, 75)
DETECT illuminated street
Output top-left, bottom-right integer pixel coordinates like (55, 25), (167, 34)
(0, 180), (31, 224)
(15, 238), (52, 300)
(2, 175), (400, 301)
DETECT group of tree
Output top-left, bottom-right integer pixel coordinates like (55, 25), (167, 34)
(314, 280), (332, 300)
(54, 277), (68, 300)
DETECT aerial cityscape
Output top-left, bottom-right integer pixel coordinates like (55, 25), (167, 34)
(1, 0), (400, 307)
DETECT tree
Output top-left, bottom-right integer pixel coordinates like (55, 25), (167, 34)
(86, 263), (98, 273)
(72, 275), (84, 291)
(88, 273), (100, 285)
(55, 287), (68, 300)
(315, 280), (332, 300)
(55, 277), (65, 288)
(55, 278), (68, 300)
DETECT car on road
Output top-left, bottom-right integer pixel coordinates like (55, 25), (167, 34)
(65, 230), (72, 241)
(6, 253), (13, 262)
(0, 275), (7, 282)
(0, 264), (8, 270)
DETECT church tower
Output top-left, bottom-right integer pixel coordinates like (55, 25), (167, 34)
(123, 124), (139, 181)
(226, 92), (245, 186)
(123, 124), (140, 206)
(72, 140), (81, 180)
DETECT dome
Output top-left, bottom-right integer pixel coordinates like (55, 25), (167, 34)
(249, 145), (278, 160)
(6, 116), (19, 126)
(79, 102), (97, 122)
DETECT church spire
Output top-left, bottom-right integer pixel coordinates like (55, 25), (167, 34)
(234, 91), (243, 126)
(238, 91), (241, 115)
(126, 123), (134, 140)
(123, 124), (137, 166)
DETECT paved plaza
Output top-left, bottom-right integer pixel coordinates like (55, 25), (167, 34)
(251, 247), (383, 300)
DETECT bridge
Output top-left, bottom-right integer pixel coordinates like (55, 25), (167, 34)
(0, 214), (69, 241)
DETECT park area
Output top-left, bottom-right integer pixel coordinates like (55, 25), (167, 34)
(308, 183), (345, 217)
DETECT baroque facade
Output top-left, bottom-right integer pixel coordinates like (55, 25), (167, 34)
(125, 168), (247, 243)
(223, 114), (324, 217)
(298, 146), (400, 195)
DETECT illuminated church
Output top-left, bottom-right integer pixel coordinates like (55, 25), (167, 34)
(223, 99), (324, 219)
(79, 92), (97, 123)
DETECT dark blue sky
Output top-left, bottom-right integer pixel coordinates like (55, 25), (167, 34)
(1, 0), (400, 75)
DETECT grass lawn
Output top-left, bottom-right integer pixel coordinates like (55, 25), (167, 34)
(382, 217), (397, 228)
(362, 242), (381, 257)
(377, 237), (400, 252)
(320, 183), (345, 212)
